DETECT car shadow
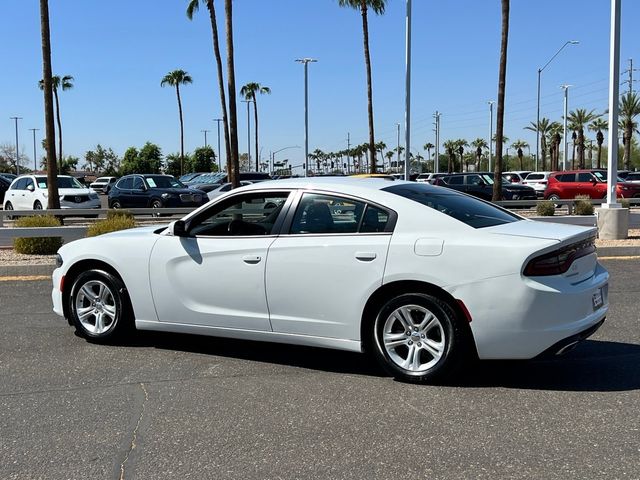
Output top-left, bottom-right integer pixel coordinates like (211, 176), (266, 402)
(123, 333), (640, 391)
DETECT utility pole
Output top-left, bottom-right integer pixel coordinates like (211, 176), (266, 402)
(10, 117), (22, 175)
(29, 128), (39, 172)
(605, 0), (621, 208)
(213, 118), (223, 172)
(396, 123), (400, 173)
(404, 0), (413, 181)
(622, 58), (637, 95)
(241, 100), (252, 169)
(201, 129), (210, 148)
(346, 132), (351, 174)
(433, 111), (441, 172)
(295, 58), (317, 177)
(488, 101), (495, 172)
(561, 85), (571, 171)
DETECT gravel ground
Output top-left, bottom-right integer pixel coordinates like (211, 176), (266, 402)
(1, 228), (639, 266)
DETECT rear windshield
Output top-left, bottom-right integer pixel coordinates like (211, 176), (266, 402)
(383, 183), (520, 228)
(525, 174), (545, 180)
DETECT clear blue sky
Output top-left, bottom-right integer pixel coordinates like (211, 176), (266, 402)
(1, 1), (639, 173)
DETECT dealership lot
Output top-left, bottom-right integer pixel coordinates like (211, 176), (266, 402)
(1, 258), (639, 480)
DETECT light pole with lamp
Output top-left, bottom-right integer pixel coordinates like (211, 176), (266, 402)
(536, 40), (579, 170)
(10, 117), (22, 175)
(561, 84), (572, 170)
(29, 128), (39, 172)
(201, 129), (210, 148)
(213, 118), (223, 172)
(271, 145), (300, 175)
(295, 58), (317, 177)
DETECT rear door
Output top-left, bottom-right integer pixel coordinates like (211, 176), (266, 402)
(265, 191), (394, 341)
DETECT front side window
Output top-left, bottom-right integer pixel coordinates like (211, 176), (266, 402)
(24, 178), (35, 190)
(12, 178), (27, 190)
(577, 173), (594, 182)
(116, 177), (133, 190)
(189, 192), (290, 236)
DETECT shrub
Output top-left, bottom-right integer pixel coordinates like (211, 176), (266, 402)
(13, 215), (63, 255)
(536, 201), (555, 216)
(106, 209), (134, 220)
(87, 215), (136, 237)
(620, 198), (630, 209)
(574, 195), (594, 215)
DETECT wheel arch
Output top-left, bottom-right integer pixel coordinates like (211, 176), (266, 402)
(360, 280), (477, 358)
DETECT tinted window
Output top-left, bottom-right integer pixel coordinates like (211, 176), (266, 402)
(446, 176), (464, 185)
(133, 177), (145, 190)
(466, 175), (484, 186)
(526, 173), (544, 180)
(12, 178), (28, 190)
(189, 192), (289, 236)
(117, 177), (133, 190)
(291, 193), (365, 234)
(556, 174), (575, 182)
(145, 175), (184, 188)
(383, 184), (520, 229)
(24, 178), (35, 190)
(577, 173), (593, 182)
(360, 205), (390, 233)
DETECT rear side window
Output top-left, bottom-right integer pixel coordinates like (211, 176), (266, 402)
(577, 173), (593, 182)
(555, 174), (575, 182)
(383, 184), (520, 228)
(446, 176), (464, 185)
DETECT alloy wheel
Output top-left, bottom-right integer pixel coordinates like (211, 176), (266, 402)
(74, 280), (118, 335)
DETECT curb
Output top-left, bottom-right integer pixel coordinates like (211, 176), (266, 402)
(597, 246), (640, 257)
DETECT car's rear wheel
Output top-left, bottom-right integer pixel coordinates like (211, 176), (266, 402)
(110, 200), (122, 209)
(68, 270), (132, 343)
(547, 194), (560, 201)
(4, 201), (14, 219)
(33, 200), (43, 210)
(371, 293), (468, 383)
(150, 199), (163, 217)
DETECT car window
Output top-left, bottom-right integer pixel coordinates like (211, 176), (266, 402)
(291, 193), (366, 234)
(577, 173), (593, 182)
(133, 177), (145, 190)
(526, 174), (544, 181)
(116, 177), (133, 189)
(146, 175), (184, 188)
(36, 177), (85, 189)
(384, 183), (520, 229)
(189, 192), (290, 236)
(466, 175), (484, 186)
(24, 178), (35, 190)
(360, 205), (390, 233)
(220, 184), (232, 192)
(12, 178), (27, 190)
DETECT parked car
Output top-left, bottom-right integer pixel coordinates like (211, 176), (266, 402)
(350, 174), (396, 180)
(522, 171), (552, 197)
(503, 171), (532, 183)
(0, 176), (10, 204)
(186, 172), (226, 192)
(89, 176), (118, 194)
(544, 170), (640, 200)
(108, 174), (208, 209)
(52, 178), (608, 384)
(206, 181), (253, 201)
(3, 175), (101, 213)
(433, 172), (537, 201)
(624, 172), (640, 183)
(416, 173), (435, 183)
(0, 173), (17, 183)
(179, 172), (208, 183)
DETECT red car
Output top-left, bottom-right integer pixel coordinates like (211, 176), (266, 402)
(544, 170), (640, 200)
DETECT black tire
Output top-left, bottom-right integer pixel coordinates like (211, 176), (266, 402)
(34, 200), (43, 210)
(150, 198), (163, 217)
(370, 293), (468, 384)
(110, 200), (122, 209)
(68, 269), (133, 343)
(4, 201), (14, 220)
(547, 194), (560, 201)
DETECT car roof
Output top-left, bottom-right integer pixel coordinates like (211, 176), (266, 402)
(238, 177), (425, 196)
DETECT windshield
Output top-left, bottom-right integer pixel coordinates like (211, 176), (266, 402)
(36, 176), (85, 189)
(383, 183), (520, 228)
(145, 175), (185, 188)
(592, 171), (624, 182)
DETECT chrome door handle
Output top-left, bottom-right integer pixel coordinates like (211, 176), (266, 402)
(242, 255), (262, 264)
(355, 252), (377, 261)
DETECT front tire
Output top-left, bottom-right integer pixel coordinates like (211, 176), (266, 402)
(68, 270), (132, 343)
(4, 201), (14, 219)
(371, 293), (467, 384)
(34, 200), (43, 210)
(110, 199), (122, 209)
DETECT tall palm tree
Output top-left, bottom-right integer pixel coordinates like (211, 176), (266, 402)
(620, 92), (640, 171)
(385, 150), (394, 172)
(224, 0), (240, 186)
(375, 141), (387, 170)
(38, 74), (73, 169)
(240, 82), (271, 171)
(423, 142), (434, 163)
(567, 108), (599, 169)
(547, 122), (563, 170)
(187, 0), (231, 178)
(588, 118), (608, 169)
(525, 117), (551, 171)
(493, 0), (510, 201)
(455, 139), (469, 171)
(511, 140), (529, 170)
(443, 140), (457, 173)
(161, 69), (193, 175)
(338, 0), (387, 173)
(38, 0), (60, 210)
(471, 138), (488, 171)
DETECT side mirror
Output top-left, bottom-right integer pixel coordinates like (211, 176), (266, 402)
(171, 220), (187, 237)
(26, 184), (35, 192)
(591, 179), (598, 185)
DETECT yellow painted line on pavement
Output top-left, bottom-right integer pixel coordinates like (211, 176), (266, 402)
(0, 275), (50, 282)
(598, 256), (640, 260)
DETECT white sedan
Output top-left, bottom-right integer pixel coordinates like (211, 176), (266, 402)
(51, 178), (609, 383)
(3, 174), (101, 212)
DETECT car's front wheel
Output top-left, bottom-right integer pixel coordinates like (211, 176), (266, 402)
(33, 200), (43, 210)
(110, 199), (122, 209)
(371, 293), (467, 383)
(68, 270), (132, 343)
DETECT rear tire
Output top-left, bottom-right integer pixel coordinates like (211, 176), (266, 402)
(110, 200), (122, 209)
(4, 201), (14, 220)
(370, 293), (469, 384)
(34, 200), (43, 210)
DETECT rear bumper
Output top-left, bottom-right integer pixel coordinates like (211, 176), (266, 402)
(535, 318), (605, 358)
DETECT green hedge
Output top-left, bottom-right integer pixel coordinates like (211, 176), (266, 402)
(87, 216), (136, 237)
(574, 195), (594, 215)
(13, 215), (63, 255)
(536, 201), (555, 216)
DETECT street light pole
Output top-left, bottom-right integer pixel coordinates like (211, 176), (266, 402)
(488, 101), (495, 172)
(241, 100), (252, 169)
(272, 145), (300, 175)
(404, 0), (412, 181)
(605, 0), (621, 207)
(29, 128), (39, 172)
(396, 123), (400, 173)
(10, 117), (22, 175)
(201, 129), (210, 148)
(296, 58), (317, 177)
(561, 84), (571, 171)
(213, 118), (223, 172)
(536, 40), (579, 171)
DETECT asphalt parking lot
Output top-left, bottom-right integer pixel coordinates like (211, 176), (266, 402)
(1, 258), (639, 480)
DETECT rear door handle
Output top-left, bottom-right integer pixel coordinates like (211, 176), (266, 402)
(242, 255), (262, 264)
(355, 252), (377, 261)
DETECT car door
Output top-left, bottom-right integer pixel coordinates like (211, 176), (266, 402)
(265, 191), (394, 341)
(113, 177), (133, 206)
(130, 176), (149, 207)
(464, 174), (491, 200)
(149, 190), (293, 330)
(6, 178), (26, 209)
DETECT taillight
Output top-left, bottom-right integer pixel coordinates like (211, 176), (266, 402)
(524, 236), (596, 276)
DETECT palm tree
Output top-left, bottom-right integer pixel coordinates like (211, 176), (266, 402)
(567, 108), (599, 169)
(38, 74), (73, 169)
(525, 117), (552, 171)
(588, 118), (608, 169)
(38, 0), (60, 210)
(493, 0), (510, 201)
(384, 150), (394, 173)
(338, 0), (387, 173)
(547, 122), (563, 170)
(222, 0), (240, 186)
(375, 141), (387, 170)
(443, 140), (457, 173)
(511, 140), (529, 170)
(471, 138), (488, 171)
(240, 82), (271, 171)
(620, 92), (640, 171)
(423, 142), (434, 163)
(187, 0), (231, 179)
(161, 70), (193, 175)
(455, 139), (469, 171)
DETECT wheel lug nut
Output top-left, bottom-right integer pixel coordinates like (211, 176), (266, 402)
(406, 331), (411, 336)
(408, 340), (413, 345)
(414, 327), (418, 331)
(421, 334), (425, 339)
(417, 342), (422, 347)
